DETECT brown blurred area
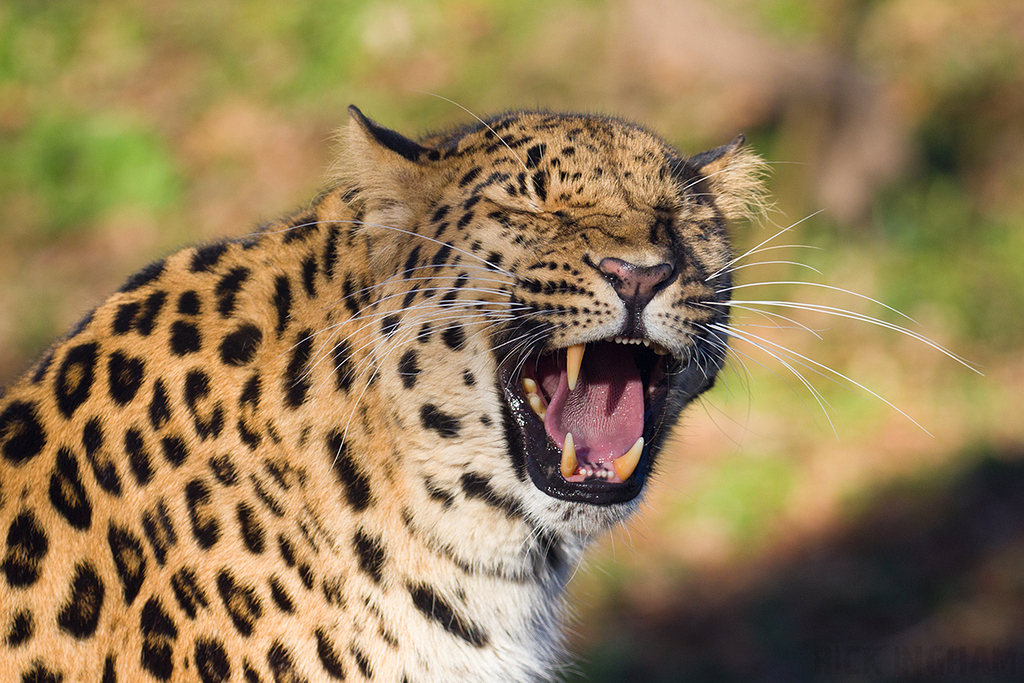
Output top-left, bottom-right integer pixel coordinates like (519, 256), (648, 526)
(2, 0), (1022, 680)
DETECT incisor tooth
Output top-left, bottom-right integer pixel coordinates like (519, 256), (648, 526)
(528, 394), (546, 418)
(566, 343), (585, 391)
(560, 433), (577, 479)
(612, 437), (644, 482)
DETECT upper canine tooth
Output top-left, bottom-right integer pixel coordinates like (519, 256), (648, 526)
(612, 437), (644, 482)
(566, 343), (585, 392)
(560, 432), (577, 479)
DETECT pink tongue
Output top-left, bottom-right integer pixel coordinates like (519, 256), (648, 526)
(543, 343), (644, 462)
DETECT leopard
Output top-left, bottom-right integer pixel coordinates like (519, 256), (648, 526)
(0, 107), (766, 683)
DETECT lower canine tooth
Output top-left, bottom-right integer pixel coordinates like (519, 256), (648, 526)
(560, 433), (577, 479)
(522, 377), (537, 393)
(612, 437), (644, 482)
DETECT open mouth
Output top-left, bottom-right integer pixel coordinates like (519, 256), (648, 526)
(498, 337), (681, 505)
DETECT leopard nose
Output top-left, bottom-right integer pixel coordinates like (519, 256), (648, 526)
(597, 257), (676, 309)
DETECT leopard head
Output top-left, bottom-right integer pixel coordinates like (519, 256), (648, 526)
(341, 107), (766, 535)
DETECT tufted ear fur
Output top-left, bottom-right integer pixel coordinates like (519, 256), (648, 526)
(690, 135), (771, 223)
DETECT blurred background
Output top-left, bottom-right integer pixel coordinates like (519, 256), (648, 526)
(1, 1), (1022, 680)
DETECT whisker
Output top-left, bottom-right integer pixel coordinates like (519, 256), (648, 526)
(335, 295), (543, 374)
(712, 322), (936, 437)
(723, 299), (979, 373)
(701, 322), (831, 415)
(721, 281), (919, 325)
(740, 243), (823, 254)
(717, 260), (823, 277)
(308, 308), (526, 383)
(413, 90), (531, 174)
(504, 327), (552, 383)
(694, 326), (758, 401)
(258, 217), (518, 279)
(328, 303), (549, 459)
(349, 285), (517, 316)
(309, 303), (529, 381)
(283, 295), (522, 368)
(710, 323), (840, 436)
(310, 290), (522, 341)
(338, 267), (516, 305)
(705, 210), (825, 281)
(714, 302), (825, 339)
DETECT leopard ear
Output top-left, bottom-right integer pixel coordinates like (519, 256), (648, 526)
(347, 105), (434, 164)
(690, 135), (770, 222)
(340, 107), (444, 267)
(340, 106), (441, 205)
(688, 135), (745, 171)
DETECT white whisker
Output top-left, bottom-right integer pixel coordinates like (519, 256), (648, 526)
(721, 281), (918, 324)
(265, 217), (518, 279)
(715, 302), (825, 339)
(712, 322), (935, 437)
(725, 299), (979, 373)
(710, 323), (839, 436)
(412, 90), (530, 174)
(718, 260), (823, 277)
(706, 210), (825, 281)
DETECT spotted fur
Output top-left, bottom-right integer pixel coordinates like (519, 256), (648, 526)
(0, 108), (765, 682)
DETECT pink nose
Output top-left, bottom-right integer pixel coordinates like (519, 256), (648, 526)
(597, 257), (675, 308)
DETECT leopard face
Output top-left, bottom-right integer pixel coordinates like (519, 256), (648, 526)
(347, 108), (764, 532)
(0, 107), (764, 682)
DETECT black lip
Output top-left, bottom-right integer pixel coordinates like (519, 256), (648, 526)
(497, 343), (679, 506)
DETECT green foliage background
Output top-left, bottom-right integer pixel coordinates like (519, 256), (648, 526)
(2, 1), (1022, 680)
